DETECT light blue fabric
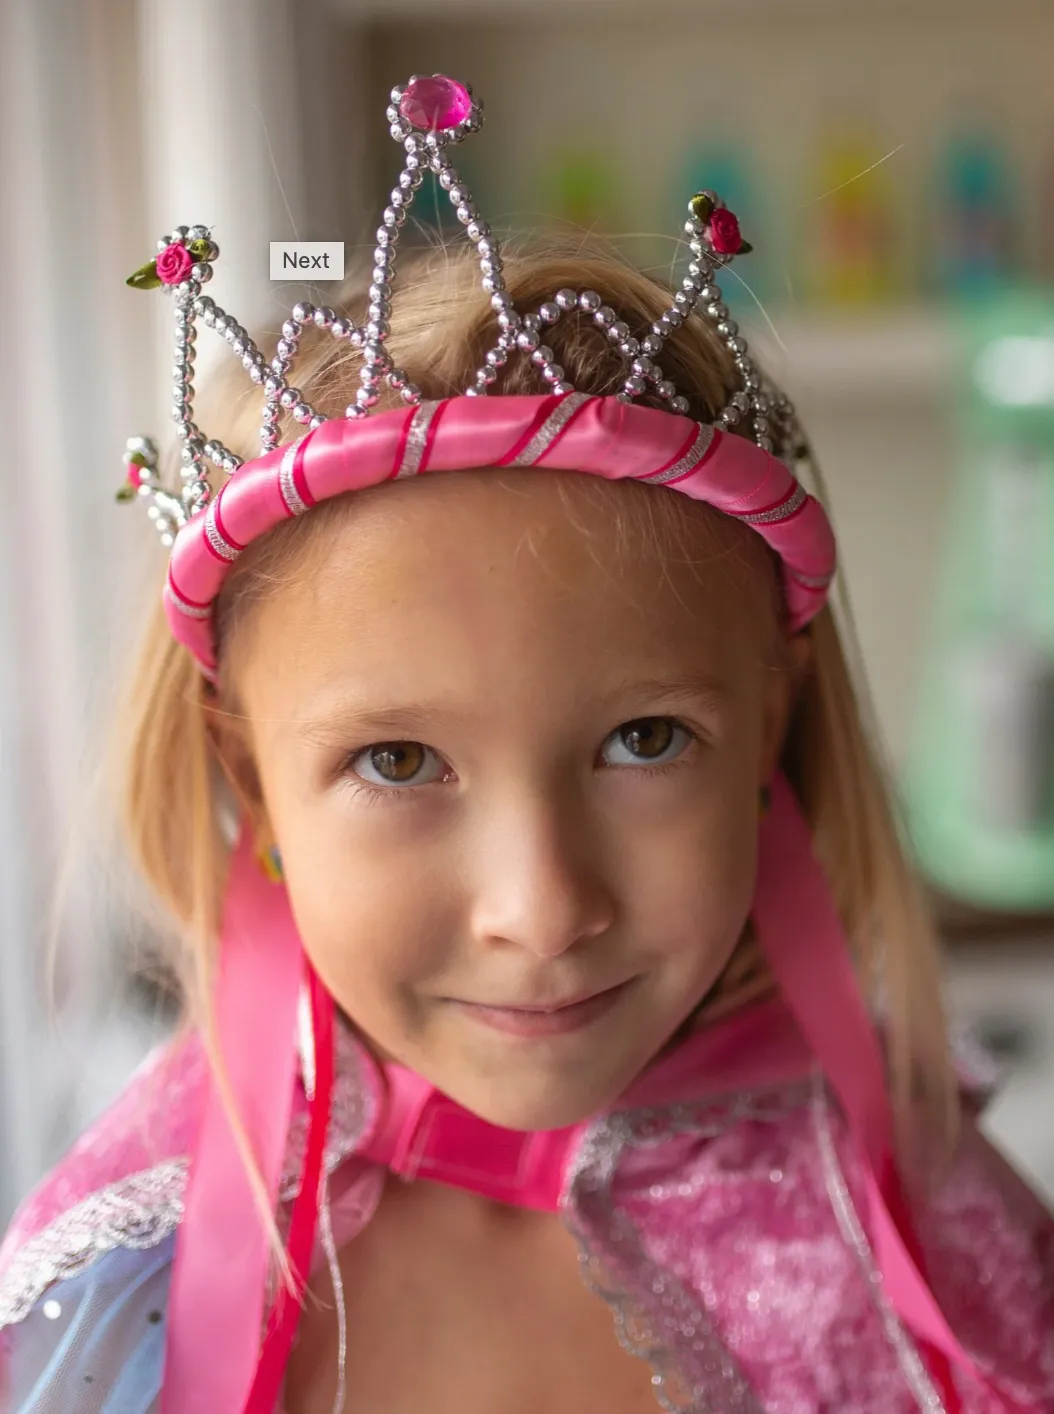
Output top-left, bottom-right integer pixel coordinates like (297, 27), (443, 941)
(0, 1235), (173, 1413)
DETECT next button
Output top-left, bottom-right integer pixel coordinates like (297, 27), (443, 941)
(269, 242), (344, 279)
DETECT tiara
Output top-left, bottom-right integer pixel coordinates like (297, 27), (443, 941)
(119, 72), (803, 547)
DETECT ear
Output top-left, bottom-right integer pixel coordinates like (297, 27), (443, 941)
(758, 629), (813, 786)
(205, 689), (274, 844)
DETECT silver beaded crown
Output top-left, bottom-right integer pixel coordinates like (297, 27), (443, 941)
(121, 72), (800, 547)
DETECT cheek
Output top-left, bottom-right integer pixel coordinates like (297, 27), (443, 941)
(618, 768), (760, 970)
(274, 798), (463, 1026)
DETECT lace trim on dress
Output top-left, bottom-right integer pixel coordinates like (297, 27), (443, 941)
(810, 1072), (948, 1413)
(562, 1080), (813, 1413)
(0, 1160), (187, 1327)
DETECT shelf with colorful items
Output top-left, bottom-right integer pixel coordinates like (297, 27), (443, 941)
(534, 117), (1042, 402)
(699, 122), (1023, 401)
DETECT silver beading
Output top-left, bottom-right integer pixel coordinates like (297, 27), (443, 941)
(121, 74), (803, 547)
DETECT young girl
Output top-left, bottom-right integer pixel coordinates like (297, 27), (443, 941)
(1, 73), (1051, 1414)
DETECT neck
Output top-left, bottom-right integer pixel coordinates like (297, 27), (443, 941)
(695, 969), (776, 1027)
(670, 927), (775, 1046)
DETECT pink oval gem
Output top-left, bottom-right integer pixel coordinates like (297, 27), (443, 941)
(399, 75), (472, 132)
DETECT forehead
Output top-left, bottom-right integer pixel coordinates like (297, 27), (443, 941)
(233, 470), (777, 711)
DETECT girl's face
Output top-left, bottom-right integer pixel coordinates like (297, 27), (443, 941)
(227, 472), (800, 1130)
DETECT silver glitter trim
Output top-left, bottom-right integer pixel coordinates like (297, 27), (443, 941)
(505, 391), (592, 467)
(812, 1073), (947, 1413)
(318, 1171), (348, 1414)
(203, 500), (239, 561)
(280, 1014), (377, 1199)
(0, 1160), (188, 1328)
(395, 400), (443, 478)
(642, 424), (714, 485)
(278, 436), (310, 516)
(738, 481), (807, 526)
(166, 582), (212, 620)
(788, 565), (833, 590)
(563, 1083), (812, 1412)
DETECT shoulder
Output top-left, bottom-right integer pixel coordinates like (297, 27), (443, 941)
(809, 1073), (1054, 1393)
(922, 1118), (1054, 1389)
(0, 1159), (186, 1331)
(0, 1033), (206, 1292)
(0, 1031), (204, 1332)
(0, 1234), (173, 1412)
(0, 1125), (185, 1411)
(0, 1030), (202, 1407)
(0, 1016), (378, 1409)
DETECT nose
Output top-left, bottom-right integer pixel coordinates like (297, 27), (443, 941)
(468, 795), (617, 959)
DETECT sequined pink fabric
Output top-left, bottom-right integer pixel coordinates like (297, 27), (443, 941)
(570, 1080), (1054, 1411)
(2, 1001), (1052, 1410)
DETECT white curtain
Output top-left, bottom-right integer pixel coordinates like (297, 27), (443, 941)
(0, 0), (151, 1227)
(0, 0), (361, 1228)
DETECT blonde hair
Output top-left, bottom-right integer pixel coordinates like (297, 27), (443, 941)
(116, 238), (956, 1193)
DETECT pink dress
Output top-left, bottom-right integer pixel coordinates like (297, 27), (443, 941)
(0, 994), (1051, 1412)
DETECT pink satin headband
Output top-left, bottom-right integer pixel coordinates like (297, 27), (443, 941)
(164, 391), (836, 676)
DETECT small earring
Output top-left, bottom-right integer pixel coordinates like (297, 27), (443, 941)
(257, 841), (284, 882)
(759, 784), (772, 818)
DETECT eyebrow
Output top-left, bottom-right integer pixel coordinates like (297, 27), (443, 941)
(292, 669), (731, 747)
(596, 669), (731, 715)
(294, 701), (446, 747)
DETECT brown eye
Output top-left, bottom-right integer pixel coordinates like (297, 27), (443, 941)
(601, 717), (690, 767)
(371, 742), (424, 781)
(351, 741), (442, 788)
(620, 718), (673, 757)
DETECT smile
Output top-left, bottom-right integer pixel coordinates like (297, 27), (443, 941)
(449, 980), (633, 1038)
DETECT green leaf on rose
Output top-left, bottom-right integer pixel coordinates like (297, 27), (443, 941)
(126, 449), (151, 468)
(126, 259), (162, 290)
(115, 483), (139, 503)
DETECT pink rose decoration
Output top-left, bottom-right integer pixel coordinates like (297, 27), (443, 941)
(708, 209), (743, 255)
(156, 242), (194, 286)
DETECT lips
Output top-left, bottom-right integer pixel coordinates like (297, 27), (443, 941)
(450, 979), (632, 1038)
(473, 985), (622, 1013)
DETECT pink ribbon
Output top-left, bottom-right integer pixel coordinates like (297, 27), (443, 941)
(161, 834), (304, 1414)
(360, 1060), (578, 1211)
(243, 966), (335, 1414)
(165, 395), (835, 676)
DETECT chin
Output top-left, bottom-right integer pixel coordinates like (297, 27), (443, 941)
(446, 1062), (643, 1133)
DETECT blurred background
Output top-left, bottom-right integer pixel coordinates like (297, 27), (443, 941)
(2, 0), (1054, 1227)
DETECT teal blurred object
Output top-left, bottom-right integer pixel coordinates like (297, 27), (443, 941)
(906, 290), (1054, 909)
(407, 168), (459, 235)
(935, 133), (1016, 297)
(400, 154), (484, 239)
